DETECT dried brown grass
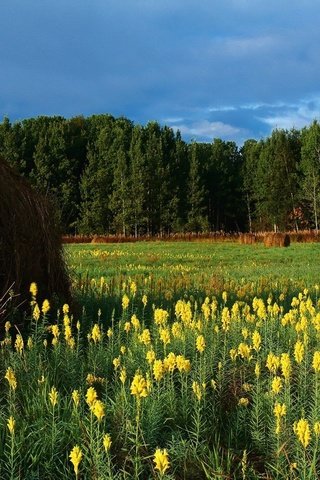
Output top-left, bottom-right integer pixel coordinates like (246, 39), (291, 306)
(0, 158), (70, 319)
(263, 233), (290, 247)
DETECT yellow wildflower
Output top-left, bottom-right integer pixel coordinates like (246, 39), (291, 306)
(69, 445), (82, 476)
(5, 367), (17, 390)
(238, 342), (252, 360)
(163, 352), (176, 373)
(271, 376), (283, 395)
(122, 294), (129, 310)
(29, 282), (38, 297)
(238, 397), (249, 407)
(176, 355), (191, 373)
(85, 387), (98, 408)
(72, 389), (80, 408)
(153, 360), (164, 382)
(192, 381), (203, 401)
(266, 352), (280, 374)
(113, 357), (121, 370)
(153, 448), (170, 476)
(41, 299), (50, 315)
(142, 294), (148, 307)
(252, 330), (261, 351)
(294, 340), (304, 364)
(154, 308), (169, 326)
(49, 386), (58, 407)
(7, 416), (15, 435)
(139, 328), (151, 345)
(15, 334), (24, 355)
(130, 373), (148, 399)
(62, 303), (69, 314)
(103, 433), (112, 452)
(120, 367), (127, 384)
(124, 321), (131, 333)
(91, 324), (102, 343)
(4, 321), (11, 333)
(146, 349), (156, 364)
(312, 351), (320, 373)
(280, 353), (291, 382)
(131, 314), (140, 330)
(254, 363), (261, 378)
(107, 328), (113, 338)
(196, 335), (206, 353)
(314, 422), (320, 436)
(293, 419), (311, 448)
(91, 400), (105, 421)
(159, 328), (170, 345)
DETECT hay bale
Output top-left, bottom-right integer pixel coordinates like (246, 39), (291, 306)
(263, 233), (290, 247)
(0, 158), (70, 320)
(239, 233), (257, 245)
(91, 235), (108, 244)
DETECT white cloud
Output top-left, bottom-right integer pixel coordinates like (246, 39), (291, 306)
(171, 120), (243, 140)
(258, 97), (320, 130)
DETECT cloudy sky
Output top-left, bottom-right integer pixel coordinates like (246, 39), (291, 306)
(1, 0), (320, 144)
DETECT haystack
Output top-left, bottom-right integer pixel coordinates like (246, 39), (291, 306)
(0, 158), (70, 321)
(264, 233), (290, 247)
(239, 233), (258, 245)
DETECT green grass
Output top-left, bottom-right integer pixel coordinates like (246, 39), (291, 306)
(65, 241), (320, 286)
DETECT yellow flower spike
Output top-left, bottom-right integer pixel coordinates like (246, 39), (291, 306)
(122, 294), (129, 310)
(14, 334), (24, 355)
(62, 303), (69, 314)
(266, 352), (280, 374)
(130, 372), (148, 398)
(131, 314), (140, 331)
(153, 448), (170, 476)
(7, 416), (15, 435)
(159, 327), (170, 345)
(280, 353), (291, 382)
(271, 376), (283, 395)
(113, 357), (121, 370)
(72, 390), (80, 408)
(293, 419), (311, 448)
(163, 352), (176, 373)
(27, 337), (33, 350)
(85, 386), (98, 408)
(120, 345), (126, 355)
(5, 367), (17, 390)
(294, 340), (304, 364)
(51, 324), (60, 339)
(29, 282), (38, 297)
(146, 349), (156, 364)
(254, 362), (261, 378)
(154, 308), (169, 326)
(91, 400), (105, 422)
(196, 335), (206, 353)
(107, 328), (113, 338)
(69, 445), (82, 477)
(142, 294), (148, 307)
(312, 351), (320, 373)
(252, 330), (261, 351)
(103, 433), (112, 452)
(238, 397), (249, 407)
(314, 422), (320, 436)
(91, 324), (102, 343)
(41, 299), (50, 315)
(49, 386), (59, 407)
(139, 328), (151, 345)
(192, 381), (203, 401)
(120, 367), (127, 384)
(124, 321), (131, 333)
(4, 321), (11, 334)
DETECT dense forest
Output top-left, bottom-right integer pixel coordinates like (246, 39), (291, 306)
(1, 114), (320, 235)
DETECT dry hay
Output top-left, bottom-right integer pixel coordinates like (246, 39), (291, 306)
(239, 233), (258, 245)
(0, 158), (70, 320)
(263, 233), (290, 247)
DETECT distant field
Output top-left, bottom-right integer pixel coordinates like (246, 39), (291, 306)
(65, 240), (320, 295)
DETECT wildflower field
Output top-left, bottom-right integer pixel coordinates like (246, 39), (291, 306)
(2, 241), (320, 479)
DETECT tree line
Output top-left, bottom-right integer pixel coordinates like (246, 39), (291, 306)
(0, 114), (320, 234)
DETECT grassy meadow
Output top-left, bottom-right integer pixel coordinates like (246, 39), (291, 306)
(1, 241), (320, 479)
